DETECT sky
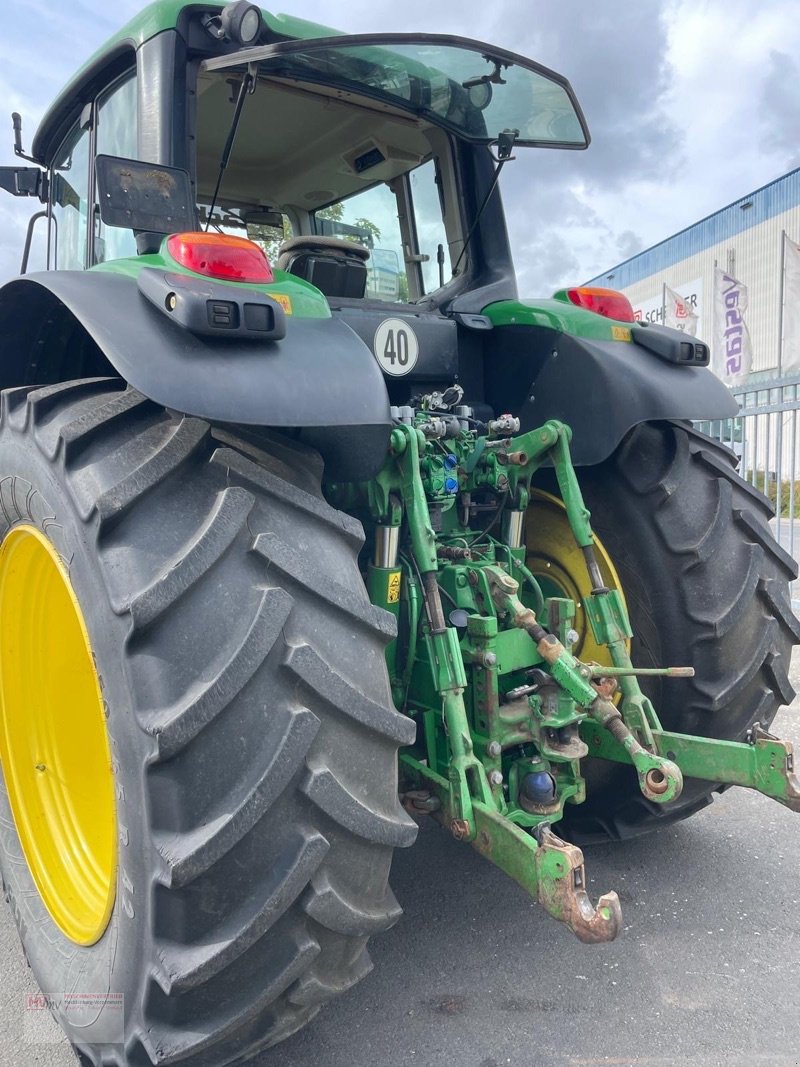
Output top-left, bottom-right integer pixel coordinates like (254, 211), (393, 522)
(1, 0), (799, 293)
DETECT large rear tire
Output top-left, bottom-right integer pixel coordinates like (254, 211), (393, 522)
(535, 421), (800, 843)
(0, 379), (416, 1065)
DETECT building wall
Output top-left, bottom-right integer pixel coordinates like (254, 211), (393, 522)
(587, 168), (800, 379)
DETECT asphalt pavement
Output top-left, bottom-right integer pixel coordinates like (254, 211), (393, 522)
(3, 665), (800, 1067)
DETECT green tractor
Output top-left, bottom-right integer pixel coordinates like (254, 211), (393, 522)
(0, 3), (798, 1063)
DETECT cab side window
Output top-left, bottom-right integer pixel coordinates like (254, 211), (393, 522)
(313, 184), (406, 302)
(410, 159), (450, 296)
(95, 73), (138, 263)
(51, 121), (90, 270)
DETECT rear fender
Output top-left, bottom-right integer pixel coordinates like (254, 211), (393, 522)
(486, 326), (738, 465)
(0, 272), (392, 479)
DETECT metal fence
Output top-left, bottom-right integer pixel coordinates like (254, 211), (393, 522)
(697, 375), (800, 603)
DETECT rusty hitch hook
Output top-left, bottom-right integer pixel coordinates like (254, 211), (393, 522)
(534, 829), (623, 944)
(750, 723), (800, 812)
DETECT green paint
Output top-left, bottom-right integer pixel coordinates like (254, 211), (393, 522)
(549, 423), (594, 546)
(483, 296), (634, 342)
(374, 422), (495, 836)
(581, 721), (800, 812)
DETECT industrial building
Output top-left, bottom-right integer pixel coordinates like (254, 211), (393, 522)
(587, 167), (800, 386)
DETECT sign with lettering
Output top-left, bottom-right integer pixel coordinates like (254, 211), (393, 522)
(712, 268), (752, 386)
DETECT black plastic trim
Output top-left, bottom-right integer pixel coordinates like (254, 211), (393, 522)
(138, 268), (288, 340)
(631, 322), (710, 366)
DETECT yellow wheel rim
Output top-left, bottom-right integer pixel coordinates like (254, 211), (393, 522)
(525, 489), (629, 665)
(0, 525), (116, 946)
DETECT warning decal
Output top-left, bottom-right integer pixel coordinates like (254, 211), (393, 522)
(387, 570), (402, 604)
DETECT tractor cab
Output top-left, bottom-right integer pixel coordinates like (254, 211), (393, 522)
(189, 31), (588, 397)
(194, 34), (588, 306)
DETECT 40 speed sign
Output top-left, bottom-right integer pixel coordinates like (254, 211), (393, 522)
(373, 318), (419, 376)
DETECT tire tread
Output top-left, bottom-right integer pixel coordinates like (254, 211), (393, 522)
(0, 379), (412, 1065)
(563, 420), (799, 843)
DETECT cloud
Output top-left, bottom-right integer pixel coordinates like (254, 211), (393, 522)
(759, 50), (800, 171)
(458, 0), (682, 292)
(496, 1), (683, 191)
(514, 231), (580, 296)
(616, 230), (644, 260)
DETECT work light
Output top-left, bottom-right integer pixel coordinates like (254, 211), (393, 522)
(220, 1), (263, 46)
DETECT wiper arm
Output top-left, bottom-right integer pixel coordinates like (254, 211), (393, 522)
(205, 62), (258, 231)
(451, 128), (518, 278)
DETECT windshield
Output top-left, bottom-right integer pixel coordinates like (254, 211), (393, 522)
(203, 33), (589, 149)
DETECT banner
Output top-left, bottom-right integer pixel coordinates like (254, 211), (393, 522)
(632, 277), (703, 339)
(664, 284), (699, 334)
(712, 267), (752, 386)
(782, 233), (800, 375)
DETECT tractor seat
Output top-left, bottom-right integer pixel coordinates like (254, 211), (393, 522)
(276, 236), (370, 299)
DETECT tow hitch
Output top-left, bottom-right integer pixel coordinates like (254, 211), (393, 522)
(362, 417), (800, 943)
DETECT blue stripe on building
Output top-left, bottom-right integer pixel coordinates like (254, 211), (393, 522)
(586, 166), (800, 289)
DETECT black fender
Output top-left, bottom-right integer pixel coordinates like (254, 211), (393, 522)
(0, 271), (392, 479)
(488, 326), (738, 465)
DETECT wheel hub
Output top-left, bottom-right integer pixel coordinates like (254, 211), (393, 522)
(525, 488), (628, 662)
(0, 525), (116, 946)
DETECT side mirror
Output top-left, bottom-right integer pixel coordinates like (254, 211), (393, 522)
(0, 166), (46, 200)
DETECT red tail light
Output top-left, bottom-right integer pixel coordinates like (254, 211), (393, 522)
(560, 286), (635, 323)
(167, 232), (274, 284)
